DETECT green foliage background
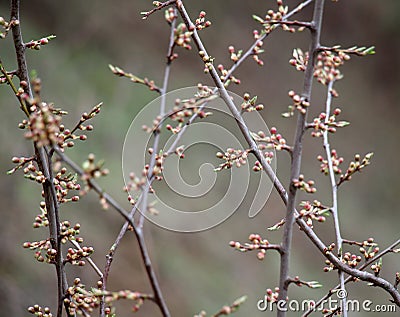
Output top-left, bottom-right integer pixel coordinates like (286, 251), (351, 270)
(0, 1), (399, 316)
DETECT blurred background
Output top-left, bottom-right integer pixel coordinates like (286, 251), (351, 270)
(0, 0), (399, 316)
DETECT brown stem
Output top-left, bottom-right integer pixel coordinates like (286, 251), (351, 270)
(277, 2), (324, 315)
(268, 20), (313, 28)
(9, 1), (72, 316)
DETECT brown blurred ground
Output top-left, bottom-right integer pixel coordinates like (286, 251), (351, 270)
(0, 1), (399, 316)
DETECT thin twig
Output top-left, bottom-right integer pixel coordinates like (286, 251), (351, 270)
(165, 0), (315, 156)
(268, 20), (313, 28)
(101, 10), (178, 317)
(302, 238), (400, 316)
(175, 0), (400, 307)
(322, 80), (347, 316)
(55, 148), (170, 317)
(141, 0), (176, 19)
(69, 240), (103, 278)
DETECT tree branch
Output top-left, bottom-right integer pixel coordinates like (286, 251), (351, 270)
(9, 1), (71, 316)
(277, 2), (325, 315)
(322, 79), (347, 316)
(175, 0), (400, 307)
(54, 148), (170, 317)
(302, 238), (400, 316)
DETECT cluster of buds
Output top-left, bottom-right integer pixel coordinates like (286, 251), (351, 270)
(66, 278), (151, 316)
(310, 108), (349, 137)
(289, 48), (307, 72)
(252, 151), (274, 172)
(199, 50), (215, 73)
(283, 89), (310, 116)
(142, 115), (163, 134)
(101, 289), (151, 313)
(317, 149), (344, 175)
(323, 249), (362, 272)
(28, 305), (52, 317)
(342, 252), (363, 268)
(7, 155), (35, 175)
(252, 40), (265, 66)
(54, 167), (80, 204)
(174, 23), (192, 50)
(228, 45), (242, 63)
(293, 174), (317, 193)
(81, 153), (110, 193)
(24, 102), (63, 147)
(0, 16), (19, 39)
(65, 278), (100, 316)
(164, 86), (214, 133)
(25, 35), (56, 50)
(229, 233), (274, 260)
(360, 244), (380, 260)
(174, 145), (185, 158)
(265, 288), (280, 303)
(60, 221), (83, 244)
(124, 171), (147, 204)
(241, 93), (264, 112)
(109, 65), (161, 93)
(145, 148), (166, 181)
(251, 127), (290, 152)
(164, 7), (176, 24)
(19, 159), (46, 184)
(215, 148), (250, 171)
(195, 11), (211, 30)
(194, 83), (215, 99)
(253, 1), (296, 34)
(33, 201), (49, 228)
(343, 238), (380, 260)
(260, 2), (307, 34)
(371, 259), (382, 277)
(217, 63), (240, 85)
(23, 239), (55, 264)
(314, 49), (348, 86)
(56, 102), (102, 149)
(298, 200), (330, 228)
(324, 238), (380, 272)
(338, 152), (373, 186)
(65, 246), (94, 266)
